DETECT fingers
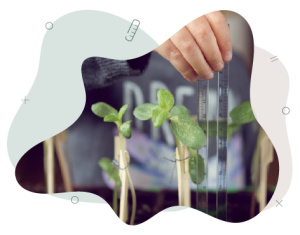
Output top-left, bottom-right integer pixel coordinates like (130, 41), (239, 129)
(154, 39), (199, 82)
(205, 11), (232, 62)
(186, 12), (224, 75)
(153, 11), (232, 83)
(170, 26), (213, 79)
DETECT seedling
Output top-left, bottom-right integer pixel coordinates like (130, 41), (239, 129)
(228, 100), (270, 216)
(133, 89), (206, 205)
(229, 100), (258, 181)
(98, 157), (121, 215)
(91, 102), (136, 225)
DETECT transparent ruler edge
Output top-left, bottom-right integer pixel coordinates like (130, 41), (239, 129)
(197, 78), (209, 213)
(217, 24), (230, 220)
(216, 62), (229, 220)
(196, 24), (230, 222)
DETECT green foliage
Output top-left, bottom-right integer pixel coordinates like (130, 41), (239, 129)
(198, 119), (243, 141)
(152, 108), (169, 128)
(133, 89), (207, 190)
(104, 115), (119, 123)
(92, 102), (132, 139)
(98, 158), (121, 186)
(228, 100), (257, 139)
(229, 100), (255, 125)
(133, 89), (206, 150)
(198, 121), (217, 137)
(157, 89), (174, 111)
(189, 149), (205, 185)
(228, 100), (262, 197)
(118, 104), (128, 120)
(170, 115), (206, 150)
(133, 103), (160, 120)
(94, 98), (259, 196)
(170, 105), (190, 117)
(120, 120), (132, 139)
(92, 102), (136, 224)
(198, 100), (257, 141)
(92, 102), (118, 118)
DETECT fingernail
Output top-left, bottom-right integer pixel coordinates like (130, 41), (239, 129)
(213, 63), (223, 71)
(190, 73), (199, 82)
(203, 71), (214, 80)
(224, 51), (232, 62)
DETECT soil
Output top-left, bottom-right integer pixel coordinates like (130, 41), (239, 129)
(123, 189), (274, 224)
(25, 187), (273, 226)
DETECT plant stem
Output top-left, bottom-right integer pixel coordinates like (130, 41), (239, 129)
(174, 134), (185, 206)
(119, 131), (136, 225)
(113, 183), (118, 215)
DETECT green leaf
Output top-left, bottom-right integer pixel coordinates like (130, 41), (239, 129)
(229, 101), (256, 124)
(91, 102), (118, 118)
(218, 121), (228, 138)
(170, 115), (206, 149)
(120, 120), (132, 139)
(198, 121), (217, 137)
(189, 150), (205, 185)
(157, 89), (174, 111)
(98, 158), (112, 173)
(152, 108), (169, 128)
(198, 120), (231, 138)
(118, 104), (128, 120)
(133, 103), (160, 120)
(98, 158), (121, 186)
(107, 171), (122, 186)
(170, 105), (190, 117)
(104, 115), (119, 123)
(112, 163), (122, 185)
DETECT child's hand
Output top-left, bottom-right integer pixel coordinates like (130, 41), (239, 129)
(154, 11), (232, 82)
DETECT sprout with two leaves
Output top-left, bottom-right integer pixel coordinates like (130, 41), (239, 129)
(91, 102), (136, 225)
(133, 89), (206, 188)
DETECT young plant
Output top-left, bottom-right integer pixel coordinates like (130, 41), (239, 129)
(229, 100), (259, 181)
(196, 101), (257, 191)
(98, 158), (121, 215)
(91, 102), (136, 225)
(229, 100), (272, 218)
(133, 89), (207, 189)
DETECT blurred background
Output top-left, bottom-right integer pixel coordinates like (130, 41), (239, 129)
(15, 10), (279, 196)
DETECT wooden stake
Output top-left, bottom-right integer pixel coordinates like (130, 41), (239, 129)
(115, 136), (130, 224)
(183, 145), (191, 207)
(176, 144), (191, 207)
(176, 147), (184, 206)
(259, 131), (274, 212)
(119, 150), (130, 223)
(54, 130), (73, 192)
(44, 137), (55, 194)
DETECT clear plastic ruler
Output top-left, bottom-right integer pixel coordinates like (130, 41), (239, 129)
(197, 79), (209, 213)
(216, 25), (230, 220)
(197, 62), (229, 220)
